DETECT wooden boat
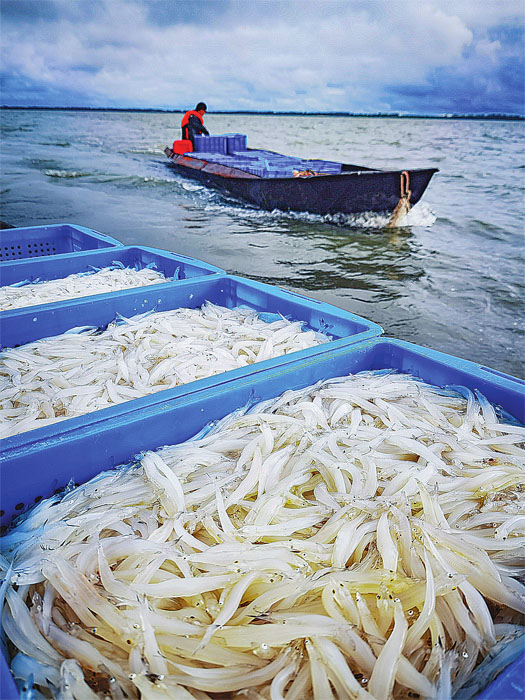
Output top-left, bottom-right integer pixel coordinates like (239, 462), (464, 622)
(164, 134), (438, 221)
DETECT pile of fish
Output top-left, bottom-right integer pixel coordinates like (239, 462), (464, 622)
(1, 371), (524, 699)
(0, 265), (170, 311)
(0, 302), (329, 438)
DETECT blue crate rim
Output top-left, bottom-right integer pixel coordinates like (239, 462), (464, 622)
(0, 272), (382, 337)
(0, 330), (381, 458)
(2, 335), (523, 466)
(0, 245), (225, 296)
(0, 244), (224, 270)
(0, 222), (122, 244)
(0, 275), (227, 317)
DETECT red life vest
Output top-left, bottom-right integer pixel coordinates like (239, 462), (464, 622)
(181, 110), (204, 128)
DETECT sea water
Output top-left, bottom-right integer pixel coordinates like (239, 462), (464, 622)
(1, 110), (524, 378)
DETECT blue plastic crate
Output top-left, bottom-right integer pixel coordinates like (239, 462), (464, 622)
(270, 159), (303, 166)
(194, 156), (252, 170)
(0, 246), (224, 309)
(0, 337), (523, 699)
(298, 160), (342, 174)
(265, 167), (295, 178)
(0, 274), (382, 443)
(222, 160), (258, 172)
(231, 150), (269, 159)
(185, 152), (215, 160)
(265, 154), (302, 161)
(302, 159), (342, 167)
(243, 165), (266, 177)
(193, 134), (227, 154)
(186, 152), (230, 163)
(187, 153), (245, 167)
(206, 156), (230, 164)
(476, 649), (524, 699)
(0, 224), (121, 261)
(259, 151), (302, 163)
(224, 133), (247, 153)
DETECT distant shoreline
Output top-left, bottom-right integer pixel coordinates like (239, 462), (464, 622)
(1, 106), (523, 121)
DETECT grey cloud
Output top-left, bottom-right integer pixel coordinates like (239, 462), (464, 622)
(0, 0), (523, 114)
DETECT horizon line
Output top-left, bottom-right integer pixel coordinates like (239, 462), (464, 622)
(1, 106), (524, 120)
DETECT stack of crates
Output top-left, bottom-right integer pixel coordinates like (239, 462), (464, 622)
(187, 134), (344, 178)
(224, 133), (247, 153)
(0, 222), (523, 700)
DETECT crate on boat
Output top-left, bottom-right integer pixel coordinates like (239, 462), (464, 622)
(0, 224), (121, 261)
(303, 159), (342, 167)
(0, 246), (224, 309)
(265, 166), (295, 178)
(270, 159), (303, 167)
(186, 153), (252, 170)
(193, 134), (227, 154)
(231, 150), (269, 160)
(242, 165), (267, 177)
(228, 161), (258, 171)
(185, 152), (218, 161)
(221, 161), (259, 173)
(265, 154), (302, 162)
(0, 336), (523, 699)
(224, 133), (247, 153)
(264, 157), (298, 165)
(299, 160), (343, 174)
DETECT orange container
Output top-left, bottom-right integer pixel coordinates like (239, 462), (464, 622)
(172, 139), (193, 154)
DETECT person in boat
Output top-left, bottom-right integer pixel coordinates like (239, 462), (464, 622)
(181, 102), (209, 145)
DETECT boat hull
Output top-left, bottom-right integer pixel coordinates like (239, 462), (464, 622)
(164, 149), (437, 216)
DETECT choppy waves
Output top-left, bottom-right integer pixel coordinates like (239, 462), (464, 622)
(44, 169), (192, 189)
(3, 110), (523, 378)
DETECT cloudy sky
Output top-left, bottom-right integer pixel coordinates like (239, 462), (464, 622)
(1, 0), (523, 115)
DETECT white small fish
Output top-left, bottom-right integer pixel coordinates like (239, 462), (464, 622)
(0, 302), (331, 438)
(1, 371), (523, 698)
(0, 266), (169, 311)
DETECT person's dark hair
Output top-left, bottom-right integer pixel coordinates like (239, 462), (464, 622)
(196, 102), (207, 112)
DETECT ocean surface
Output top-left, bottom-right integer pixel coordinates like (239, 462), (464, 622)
(1, 110), (524, 378)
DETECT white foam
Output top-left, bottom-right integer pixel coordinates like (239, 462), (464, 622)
(44, 169), (89, 178)
(181, 181), (206, 192)
(400, 203), (437, 227)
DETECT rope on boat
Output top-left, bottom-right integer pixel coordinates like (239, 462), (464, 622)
(387, 170), (412, 227)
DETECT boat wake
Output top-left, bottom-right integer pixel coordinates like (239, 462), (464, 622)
(400, 204), (437, 227)
(209, 195), (436, 230)
(280, 203), (436, 229)
(165, 170), (437, 230)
